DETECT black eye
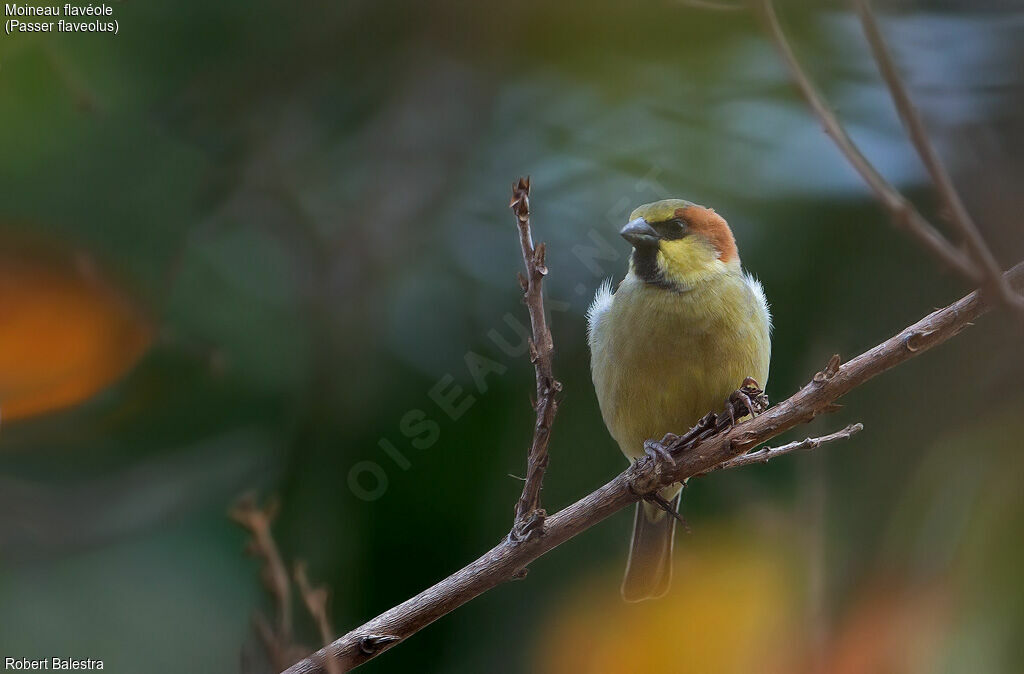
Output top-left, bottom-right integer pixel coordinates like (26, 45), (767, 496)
(661, 218), (687, 240)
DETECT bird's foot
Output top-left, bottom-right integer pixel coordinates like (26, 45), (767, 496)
(627, 441), (678, 502)
(642, 437), (677, 468)
(657, 414), (717, 455)
(724, 377), (769, 427)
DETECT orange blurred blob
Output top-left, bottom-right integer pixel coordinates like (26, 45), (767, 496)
(536, 530), (802, 674)
(0, 244), (152, 422)
(806, 581), (951, 674)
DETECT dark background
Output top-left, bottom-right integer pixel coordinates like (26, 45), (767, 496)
(1, 1), (1022, 672)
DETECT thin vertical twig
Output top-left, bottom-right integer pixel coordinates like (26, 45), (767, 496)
(509, 177), (562, 542)
(294, 563), (342, 674)
(230, 494), (299, 671)
(233, 495), (347, 673)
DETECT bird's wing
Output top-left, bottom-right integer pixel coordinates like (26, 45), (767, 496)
(586, 278), (615, 350)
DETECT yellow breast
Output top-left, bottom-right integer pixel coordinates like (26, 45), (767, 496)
(589, 270), (771, 460)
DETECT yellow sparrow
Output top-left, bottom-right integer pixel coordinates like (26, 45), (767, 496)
(588, 199), (771, 601)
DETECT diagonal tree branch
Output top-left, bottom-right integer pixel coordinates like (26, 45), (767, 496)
(283, 260), (1024, 674)
(853, 0), (1024, 317)
(754, 0), (981, 285)
(509, 177), (562, 542)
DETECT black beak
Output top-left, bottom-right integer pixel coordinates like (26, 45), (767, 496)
(620, 218), (659, 247)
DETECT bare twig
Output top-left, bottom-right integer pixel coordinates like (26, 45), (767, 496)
(755, 0), (980, 284)
(233, 495), (347, 674)
(509, 177), (562, 542)
(294, 563), (341, 674)
(854, 0), (1024, 316)
(707, 422), (863, 473)
(231, 494), (301, 672)
(283, 261), (1024, 674)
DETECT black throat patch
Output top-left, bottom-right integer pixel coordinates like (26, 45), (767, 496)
(630, 245), (677, 290)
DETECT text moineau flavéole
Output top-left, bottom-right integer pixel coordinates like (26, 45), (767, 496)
(5, 4), (113, 16)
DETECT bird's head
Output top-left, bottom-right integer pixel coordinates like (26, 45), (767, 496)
(621, 199), (739, 289)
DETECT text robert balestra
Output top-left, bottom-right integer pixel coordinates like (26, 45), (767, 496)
(4, 658), (104, 670)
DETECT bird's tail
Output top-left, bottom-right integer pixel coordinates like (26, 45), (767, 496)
(621, 492), (680, 602)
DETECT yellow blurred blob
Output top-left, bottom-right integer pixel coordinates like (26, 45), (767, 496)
(0, 245), (152, 422)
(536, 529), (802, 674)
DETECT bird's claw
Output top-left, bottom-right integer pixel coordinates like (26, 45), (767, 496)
(642, 439), (676, 468)
(627, 439), (678, 497)
(724, 377), (769, 427)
